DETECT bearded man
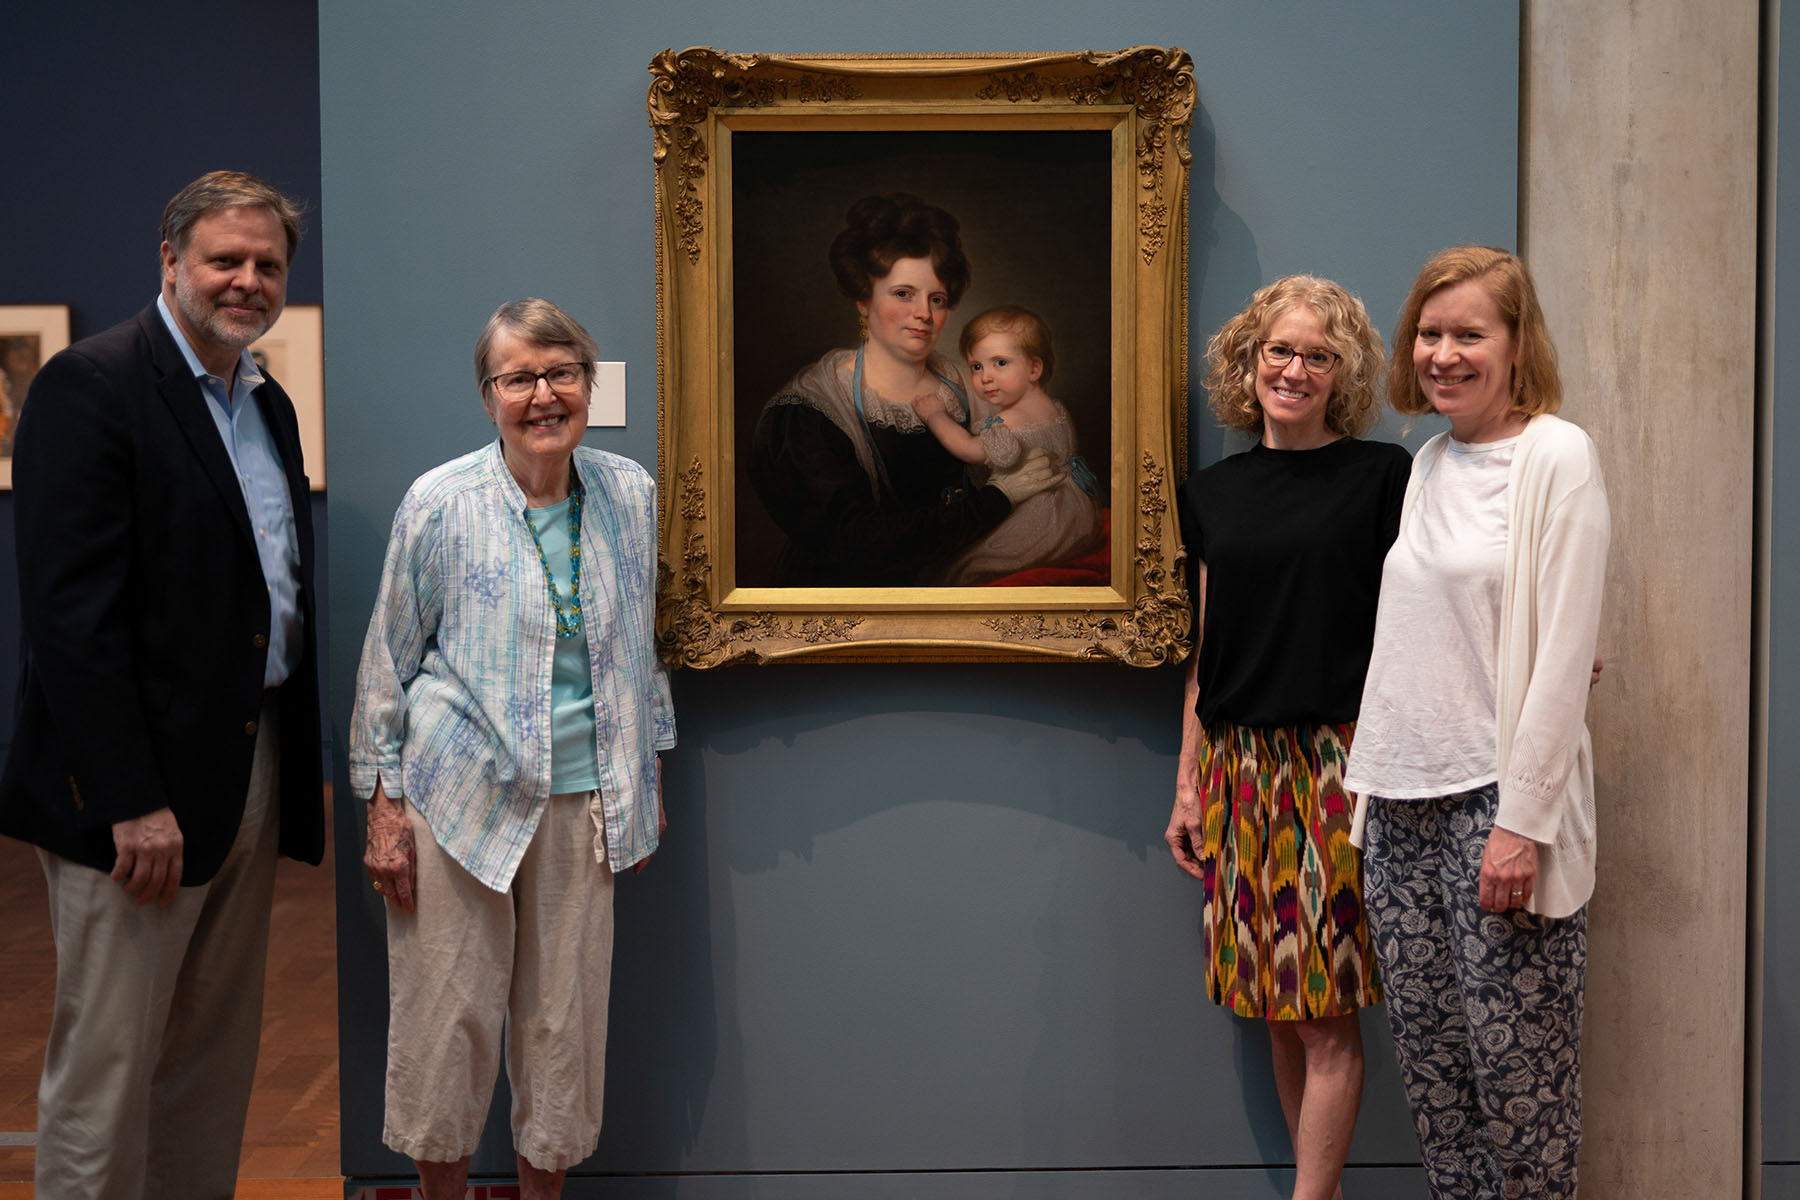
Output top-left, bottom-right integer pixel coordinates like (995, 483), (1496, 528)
(0, 169), (324, 1200)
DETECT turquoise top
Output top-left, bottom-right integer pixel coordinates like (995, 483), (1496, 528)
(528, 497), (603, 795)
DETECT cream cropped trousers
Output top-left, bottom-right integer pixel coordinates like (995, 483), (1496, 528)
(382, 791), (616, 1171)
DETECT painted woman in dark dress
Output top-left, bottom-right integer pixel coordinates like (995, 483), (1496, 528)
(748, 193), (1060, 586)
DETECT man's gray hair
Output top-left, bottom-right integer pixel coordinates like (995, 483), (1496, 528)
(160, 170), (305, 262)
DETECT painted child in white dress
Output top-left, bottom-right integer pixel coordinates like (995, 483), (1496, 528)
(911, 306), (1102, 585)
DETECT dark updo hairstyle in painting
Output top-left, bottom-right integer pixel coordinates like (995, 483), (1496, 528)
(827, 193), (972, 307)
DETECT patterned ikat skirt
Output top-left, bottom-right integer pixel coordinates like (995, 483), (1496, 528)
(1197, 720), (1381, 1019)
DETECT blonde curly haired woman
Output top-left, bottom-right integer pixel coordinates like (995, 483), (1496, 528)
(1167, 275), (1409, 1200)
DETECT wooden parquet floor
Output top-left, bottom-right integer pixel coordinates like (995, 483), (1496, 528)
(0, 788), (342, 1189)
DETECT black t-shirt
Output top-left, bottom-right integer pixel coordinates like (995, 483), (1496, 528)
(1179, 436), (1411, 727)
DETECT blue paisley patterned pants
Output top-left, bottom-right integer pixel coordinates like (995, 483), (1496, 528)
(1363, 784), (1587, 1200)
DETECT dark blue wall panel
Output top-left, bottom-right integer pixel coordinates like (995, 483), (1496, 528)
(0, 2), (323, 324)
(0, 0), (327, 762)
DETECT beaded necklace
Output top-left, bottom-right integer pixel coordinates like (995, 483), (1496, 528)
(520, 472), (584, 638)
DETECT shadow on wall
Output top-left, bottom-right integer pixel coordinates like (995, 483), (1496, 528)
(605, 662), (1187, 1177)
(1187, 102), (1264, 478)
(683, 662), (1183, 871)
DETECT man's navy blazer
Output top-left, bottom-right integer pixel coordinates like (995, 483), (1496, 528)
(0, 305), (325, 883)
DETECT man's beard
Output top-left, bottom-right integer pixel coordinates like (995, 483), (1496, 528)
(175, 270), (274, 352)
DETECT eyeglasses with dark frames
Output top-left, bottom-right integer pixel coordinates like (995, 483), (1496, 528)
(484, 362), (589, 401)
(1256, 341), (1340, 375)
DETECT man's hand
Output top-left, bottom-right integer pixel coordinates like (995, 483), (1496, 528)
(110, 807), (185, 905)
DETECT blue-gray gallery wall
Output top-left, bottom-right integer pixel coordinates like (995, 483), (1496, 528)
(1767, 1), (1798, 1195)
(318, 3), (1516, 1195)
(0, 0), (330, 765)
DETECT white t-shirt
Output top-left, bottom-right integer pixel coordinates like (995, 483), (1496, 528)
(1343, 435), (1518, 799)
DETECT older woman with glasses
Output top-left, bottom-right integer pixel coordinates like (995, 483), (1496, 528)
(351, 298), (675, 1200)
(1345, 247), (1609, 1199)
(1167, 276), (1409, 1200)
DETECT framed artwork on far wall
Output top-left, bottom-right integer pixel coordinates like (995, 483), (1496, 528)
(0, 305), (72, 490)
(251, 304), (326, 490)
(649, 46), (1195, 667)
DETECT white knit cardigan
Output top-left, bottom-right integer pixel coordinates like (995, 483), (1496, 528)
(1351, 413), (1611, 917)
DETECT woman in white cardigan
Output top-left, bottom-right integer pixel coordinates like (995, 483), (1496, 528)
(1343, 246), (1608, 1200)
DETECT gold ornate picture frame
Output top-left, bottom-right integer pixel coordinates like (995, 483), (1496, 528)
(649, 46), (1193, 666)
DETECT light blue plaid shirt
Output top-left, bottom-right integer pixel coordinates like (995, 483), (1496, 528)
(349, 441), (675, 889)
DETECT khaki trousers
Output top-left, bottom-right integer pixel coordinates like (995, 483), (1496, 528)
(35, 707), (281, 1200)
(382, 792), (615, 1172)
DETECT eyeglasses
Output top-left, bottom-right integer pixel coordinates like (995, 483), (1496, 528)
(1256, 341), (1340, 375)
(484, 362), (588, 401)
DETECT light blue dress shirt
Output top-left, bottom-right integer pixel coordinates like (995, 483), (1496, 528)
(349, 442), (676, 889)
(155, 295), (302, 686)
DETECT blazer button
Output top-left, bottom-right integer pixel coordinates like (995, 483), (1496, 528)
(245, 720), (259, 736)
(253, 633), (268, 649)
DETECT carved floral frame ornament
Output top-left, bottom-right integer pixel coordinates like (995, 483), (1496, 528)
(649, 46), (1194, 667)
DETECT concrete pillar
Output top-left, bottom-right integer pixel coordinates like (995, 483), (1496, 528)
(1522, 3), (1758, 1196)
